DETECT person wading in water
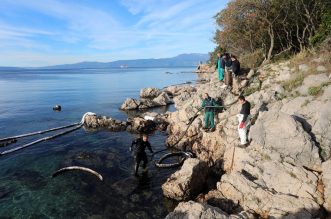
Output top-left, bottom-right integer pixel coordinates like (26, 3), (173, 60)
(130, 134), (153, 176)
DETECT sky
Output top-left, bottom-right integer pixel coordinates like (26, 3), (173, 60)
(0, 0), (228, 67)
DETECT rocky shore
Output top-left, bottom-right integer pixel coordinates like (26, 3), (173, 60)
(161, 50), (331, 218)
(82, 49), (331, 218)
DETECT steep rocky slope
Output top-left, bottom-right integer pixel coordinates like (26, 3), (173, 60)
(164, 51), (331, 218)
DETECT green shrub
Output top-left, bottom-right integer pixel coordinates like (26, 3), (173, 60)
(243, 86), (260, 96)
(308, 86), (322, 96)
(310, 7), (331, 47)
(308, 81), (331, 96)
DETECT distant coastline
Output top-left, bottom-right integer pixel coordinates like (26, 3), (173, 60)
(0, 53), (209, 70)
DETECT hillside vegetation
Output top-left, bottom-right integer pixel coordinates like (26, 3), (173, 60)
(210, 0), (331, 68)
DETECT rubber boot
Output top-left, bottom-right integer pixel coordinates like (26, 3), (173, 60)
(134, 163), (139, 176)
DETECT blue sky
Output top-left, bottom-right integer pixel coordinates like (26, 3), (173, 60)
(0, 0), (228, 67)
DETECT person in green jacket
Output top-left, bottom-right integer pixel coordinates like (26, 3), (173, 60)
(201, 93), (219, 132)
(215, 52), (225, 81)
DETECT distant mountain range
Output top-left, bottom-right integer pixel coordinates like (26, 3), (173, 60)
(37, 53), (208, 69)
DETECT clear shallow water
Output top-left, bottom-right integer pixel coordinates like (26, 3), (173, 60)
(0, 67), (197, 218)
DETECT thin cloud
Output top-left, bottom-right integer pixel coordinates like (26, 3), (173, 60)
(0, 0), (228, 66)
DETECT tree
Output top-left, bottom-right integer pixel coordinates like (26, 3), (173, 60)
(212, 0), (328, 64)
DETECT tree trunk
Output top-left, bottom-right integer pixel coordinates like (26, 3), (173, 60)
(267, 25), (274, 60)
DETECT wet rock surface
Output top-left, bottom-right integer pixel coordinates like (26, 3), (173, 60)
(83, 113), (168, 134)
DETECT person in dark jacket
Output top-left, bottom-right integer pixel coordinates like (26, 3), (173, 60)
(231, 54), (240, 76)
(237, 95), (251, 145)
(215, 52), (225, 81)
(224, 53), (233, 86)
(130, 134), (153, 176)
(231, 54), (241, 94)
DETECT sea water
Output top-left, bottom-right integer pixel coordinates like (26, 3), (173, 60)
(0, 67), (197, 218)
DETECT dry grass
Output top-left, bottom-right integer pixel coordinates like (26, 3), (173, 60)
(282, 73), (304, 91)
(281, 49), (331, 92)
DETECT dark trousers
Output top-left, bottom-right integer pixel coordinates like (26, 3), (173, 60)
(135, 152), (148, 173)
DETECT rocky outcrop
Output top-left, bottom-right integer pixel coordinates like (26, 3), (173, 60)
(120, 98), (139, 110)
(121, 90), (173, 110)
(162, 158), (209, 201)
(165, 201), (229, 219)
(196, 64), (215, 73)
(196, 190), (239, 214)
(296, 73), (329, 95)
(165, 85), (196, 97)
(163, 55), (330, 218)
(250, 108), (321, 171)
(140, 87), (162, 98)
(83, 113), (167, 134)
(126, 112), (168, 133)
(218, 170), (321, 218)
(83, 114), (127, 131)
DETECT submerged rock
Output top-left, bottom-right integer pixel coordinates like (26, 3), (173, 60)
(162, 158), (208, 201)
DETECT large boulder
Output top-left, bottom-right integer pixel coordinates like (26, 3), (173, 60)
(165, 201), (229, 219)
(250, 110), (321, 171)
(120, 98), (139, 110)
(196, 190), (238, 214)
(84, 114), (127, 131)
(218, 170), (322, 218)
(140, 87), (161, 98)
(281, 89), (331, 160)
(152, 92), (173, 106)
(165, 85), (196, 97)
(162, 158), (208, 201)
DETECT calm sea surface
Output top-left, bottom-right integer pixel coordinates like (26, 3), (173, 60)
(0, 67), (197, 218)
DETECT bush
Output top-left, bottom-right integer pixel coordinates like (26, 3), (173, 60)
(282, 74), (304, 91)
(308, 86), (323, 96)
(239, 49), (265, 69)
(243, 86), (260, 96)
(310, 5), (331, 46)
(308, 82), (331, 96)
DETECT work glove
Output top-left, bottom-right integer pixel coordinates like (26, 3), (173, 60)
(239, 122), (244, 129)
